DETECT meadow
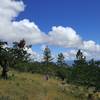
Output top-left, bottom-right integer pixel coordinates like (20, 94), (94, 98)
(0, 69), (100, 100)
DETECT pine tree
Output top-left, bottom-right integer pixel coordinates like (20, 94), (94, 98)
(76, 49), (85, 60)
(0, 40), (8, 79)
(74, 49), (86, 66)
(57, 53), (65, 66)
(9, 39), (30, 67)
(43, 46), (53, 64)
(13, 39), (26, 49)
(71, 49), (89, 85)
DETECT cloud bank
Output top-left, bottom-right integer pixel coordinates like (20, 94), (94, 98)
(0, 0), (100, 60)
(0, 0), (46, 44)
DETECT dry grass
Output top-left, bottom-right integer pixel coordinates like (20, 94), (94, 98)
(0, 69), (98, 100)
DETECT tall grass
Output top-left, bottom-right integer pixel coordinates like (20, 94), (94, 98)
(0, 70), (99, 100)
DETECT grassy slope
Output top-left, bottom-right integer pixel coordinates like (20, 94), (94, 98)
(0, 70), (97, 100)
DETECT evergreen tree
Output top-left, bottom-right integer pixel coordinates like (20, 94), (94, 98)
(43, 46), (53, 64)
(13, 39), (26, 49)
(0, 40), (9, 79)
(88, 59), (95, 66)
(9, 39), (30, 67)
(70, 49), (88, 84)
(57, 53), (65, 66)
(76, 49), (86, 61)
(70, 49), (100, 90)
(74, 49), (86, 66)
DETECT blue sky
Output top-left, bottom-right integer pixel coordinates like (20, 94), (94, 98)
(17, 0), (100, 43)
(0, 0), (100, 61)
(16, 0), (100, 60)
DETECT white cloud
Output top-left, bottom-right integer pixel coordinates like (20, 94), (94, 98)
(48, 26), (82, 48)
(46, 26), (100, 60)
(83, 40), (100, 53)
(63, 49), (100, 61)
(63, 50), (76, 60)
(24, 47), (36, 58)
(0, 0), (46, 45)
(0, 0), (100, 60)
(41, 44), (47, 51)
(24, 47), (42, 61)
(12, 19), (46, 44)
(0, 0), (25, 20)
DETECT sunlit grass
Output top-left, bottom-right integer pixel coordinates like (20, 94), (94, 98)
(0, 69), (99, 100)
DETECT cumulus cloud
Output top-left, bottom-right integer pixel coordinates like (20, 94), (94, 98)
(24, 47), (40, 61)
(0, 0), (100, 60)
(63, 49), (100, 61)
(0, 0), (25, 20)
(47, 26), (100, 60)
(48, 26), (82, 48)
(12, 19), (46, 44)
(63, 50), (76, 60)
(0, 0), (46, 44)
(83, 40), (100, 53)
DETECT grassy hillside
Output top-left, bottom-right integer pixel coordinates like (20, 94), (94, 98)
(0, 70), (99, 100)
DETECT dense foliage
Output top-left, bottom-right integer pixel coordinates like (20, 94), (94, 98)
(69, 50), (100, 91)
